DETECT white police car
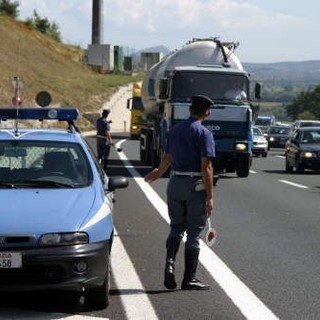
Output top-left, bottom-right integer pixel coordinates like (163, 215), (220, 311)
(0, 104), (128, 309)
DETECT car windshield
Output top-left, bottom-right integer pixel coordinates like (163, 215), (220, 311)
(268, 127), (290, 134)
(253, 127), (263, 136)
(300, 122), (320, 128)
(0, 141), (92, 188)
(301, 130), (320, 143)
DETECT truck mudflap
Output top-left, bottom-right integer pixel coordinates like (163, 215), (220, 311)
(214, 152), (251, 177)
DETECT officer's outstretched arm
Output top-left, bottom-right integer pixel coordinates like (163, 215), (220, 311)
(144, 153), (172, 183)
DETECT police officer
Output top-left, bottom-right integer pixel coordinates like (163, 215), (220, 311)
(144, 95), (215, 290)
(96, 109), (113, 173)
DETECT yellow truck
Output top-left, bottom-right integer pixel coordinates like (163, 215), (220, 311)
(127, 81), (145, 139)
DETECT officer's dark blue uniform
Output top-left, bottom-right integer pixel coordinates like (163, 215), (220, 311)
(96, 109), (112, 172)
(165, 95), (215, 290)
(166, 117), (215, 249)
(144, 95), (215, 290)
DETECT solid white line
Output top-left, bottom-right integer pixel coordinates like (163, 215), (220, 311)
(116, 140), (279, 320)
(279, 179), (308, 189)
(112, 229), (159, 320)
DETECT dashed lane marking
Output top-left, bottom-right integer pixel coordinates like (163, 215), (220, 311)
(279, 179), (308, 189)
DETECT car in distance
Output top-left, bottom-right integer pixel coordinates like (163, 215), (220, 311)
(265, 125), (291, 149)
(0, 104), (128, 309)
(285, 126), (320, 173)
(252, 126), (268, 157)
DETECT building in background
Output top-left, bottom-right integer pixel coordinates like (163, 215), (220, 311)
(140, 52), (164, 71)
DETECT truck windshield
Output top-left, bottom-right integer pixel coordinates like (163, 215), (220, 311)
(171, 72), (249, 102)
(132, 97), (144, 111)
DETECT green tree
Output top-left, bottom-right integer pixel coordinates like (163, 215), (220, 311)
(25, 10), (61, 42)
(286, 85), (320, 120)
(0, 0), (19, 18)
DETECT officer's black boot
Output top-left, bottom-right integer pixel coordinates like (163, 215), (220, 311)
(181, 249), (210, 290)
(164, 237), (180, 290)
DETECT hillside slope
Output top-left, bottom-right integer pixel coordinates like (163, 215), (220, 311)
(0, 14), (136, 130)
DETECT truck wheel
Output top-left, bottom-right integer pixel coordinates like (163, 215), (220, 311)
(236, 163), (250, 177)
(140, 148), (146, 163)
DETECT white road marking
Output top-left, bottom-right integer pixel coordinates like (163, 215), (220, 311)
(250, 170), (257, 174)
(112, 230), (159, 320)
(116, 140), (279, 320)
(279, 179), (308, 189)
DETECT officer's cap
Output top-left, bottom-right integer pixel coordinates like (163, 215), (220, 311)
(102, 109), (110, 116)
(191, 95), (214, 108)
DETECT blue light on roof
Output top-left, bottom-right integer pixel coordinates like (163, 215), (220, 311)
(0, 108), (79, 121)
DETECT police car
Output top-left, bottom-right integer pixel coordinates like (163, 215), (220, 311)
(0, 100), (128, 309)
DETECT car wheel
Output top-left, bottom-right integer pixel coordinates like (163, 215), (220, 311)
(285, 156), (293, 172)
(85, 254), (110, 310)
(296, 162), (304, 174)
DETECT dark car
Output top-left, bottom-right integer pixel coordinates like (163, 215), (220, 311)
(285, 127), (320, 173)
(265, 125), (290, 149)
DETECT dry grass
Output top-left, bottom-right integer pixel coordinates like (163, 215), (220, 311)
(0, 13), (141, 130)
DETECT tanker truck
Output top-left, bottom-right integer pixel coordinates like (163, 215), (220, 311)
(139, 37), (261, 177)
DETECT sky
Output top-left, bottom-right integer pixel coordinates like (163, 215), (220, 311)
(18, 0), (320, 63)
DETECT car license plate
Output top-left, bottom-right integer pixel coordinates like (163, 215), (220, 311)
(0, 252), (22, 268)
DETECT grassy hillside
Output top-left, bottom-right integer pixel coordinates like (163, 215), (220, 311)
(0, 13), (140, 130)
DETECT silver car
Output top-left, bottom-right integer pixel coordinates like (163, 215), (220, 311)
(252, 126), (268, 157)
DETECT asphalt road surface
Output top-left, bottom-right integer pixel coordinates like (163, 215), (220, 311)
(1, 134), (320, 320)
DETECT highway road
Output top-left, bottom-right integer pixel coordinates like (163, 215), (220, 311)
(1, 133), (320, 319)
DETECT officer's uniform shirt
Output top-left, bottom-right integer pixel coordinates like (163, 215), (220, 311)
(96, 117), (111, 161)
(96, 117), (111, 137)
(166, 117), (215, 171)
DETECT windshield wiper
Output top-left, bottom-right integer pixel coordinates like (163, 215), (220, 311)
(9, 179), (75, 188)
(0, 182), (16, 188)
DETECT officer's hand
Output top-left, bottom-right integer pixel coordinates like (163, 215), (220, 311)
(206, 198), (213, 217)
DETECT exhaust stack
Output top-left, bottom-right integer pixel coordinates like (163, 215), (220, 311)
(92, 0), (103, 44)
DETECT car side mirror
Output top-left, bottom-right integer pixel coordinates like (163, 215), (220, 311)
(107, 176), (129, 192)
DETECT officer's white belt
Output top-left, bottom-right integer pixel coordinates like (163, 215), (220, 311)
(171, 171), (202, 177)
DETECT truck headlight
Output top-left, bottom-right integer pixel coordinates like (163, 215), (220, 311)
(39, 232), (89, 246)
(235, 143), (247, 151)
(301, 151), (316, 158)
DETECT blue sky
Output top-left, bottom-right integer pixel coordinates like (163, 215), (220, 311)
(18, 0), (320, 63)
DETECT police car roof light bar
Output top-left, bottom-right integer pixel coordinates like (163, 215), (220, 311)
(0, 108), (79, 121)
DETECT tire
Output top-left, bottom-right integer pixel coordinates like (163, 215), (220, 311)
(285, 156), (293, 173)
(296, 161), (304, 174)
(85, 255), (110, 310)
(236, 163), (250, 177)
(262, 152), (268, 158)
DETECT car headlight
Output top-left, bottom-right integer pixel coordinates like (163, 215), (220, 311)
(269, 137), (275, 142)
(39, 232), (89, 246)
(235, 143), (247, 151)
(301, 151), (316, 158)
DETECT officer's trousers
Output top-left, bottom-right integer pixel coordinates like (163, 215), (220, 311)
(166, 176), (207, 250)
